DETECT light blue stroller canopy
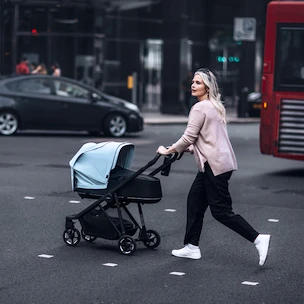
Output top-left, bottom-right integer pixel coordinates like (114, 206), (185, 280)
(69, 142), (134, 190)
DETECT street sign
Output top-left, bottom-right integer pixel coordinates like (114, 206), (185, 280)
(233, 18), (256, 41)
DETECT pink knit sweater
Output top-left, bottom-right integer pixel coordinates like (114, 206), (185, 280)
(172, 100), (237, 176)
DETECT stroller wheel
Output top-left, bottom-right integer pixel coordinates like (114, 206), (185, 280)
(63, 228), (81, 246)
(81, 229), (97, 242)
(118, 236), (137, 255)
(143, 230), (161, 249)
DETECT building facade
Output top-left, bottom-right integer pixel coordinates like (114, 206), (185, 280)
(0, 0), (270, 114)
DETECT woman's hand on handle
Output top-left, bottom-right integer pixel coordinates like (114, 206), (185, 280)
(156, 145), (177, 155)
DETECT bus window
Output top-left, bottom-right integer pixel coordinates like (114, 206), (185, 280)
(275, 25), (304, 90)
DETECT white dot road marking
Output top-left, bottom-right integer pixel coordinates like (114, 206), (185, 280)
(38, 254), (54, 259)
(170, 272), (185, 276)
(69, 200), (81, 204)
(268, 219), (279, 223)
(103, 263), (118, 267)
(24, 196), (35, 200)
(242, 281), (259, 286)
(165, 209), (176, 212)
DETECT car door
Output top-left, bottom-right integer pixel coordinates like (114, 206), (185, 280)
(6, 77), (60, 128)
(50, 79), (103, 130)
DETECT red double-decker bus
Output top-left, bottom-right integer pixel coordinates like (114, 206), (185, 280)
(260, 1), (304, 160)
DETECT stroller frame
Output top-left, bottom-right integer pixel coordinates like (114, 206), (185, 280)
(64, 152), (181, 255)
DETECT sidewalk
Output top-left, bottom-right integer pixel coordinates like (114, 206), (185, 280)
(142, 107), (260, 125)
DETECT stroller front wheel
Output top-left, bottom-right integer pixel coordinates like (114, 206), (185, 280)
(63, 228), (81, 246)
(143, 230), (161, 249)
(118, 236), (137, 255)
(81, 229), (97, 242)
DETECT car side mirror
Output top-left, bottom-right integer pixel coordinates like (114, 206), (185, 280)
(91, 93), (99, 103)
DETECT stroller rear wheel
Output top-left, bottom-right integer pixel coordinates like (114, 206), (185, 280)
(81, 229), (97, 242)
(63, 228), (81, 246)
(143, 230), (161, 249)
(118, 236), (137, 255)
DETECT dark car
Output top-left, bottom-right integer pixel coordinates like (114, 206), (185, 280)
(247, 92), (261, 117)
(0, 75), (143, 137)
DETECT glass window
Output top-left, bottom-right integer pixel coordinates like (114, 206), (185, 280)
(50, 8), (77, 33)
(275, 25), (304, 91)
(53, 80), (90, 100)
(18, 7), (48, 32)
(6, 79), (52, 94)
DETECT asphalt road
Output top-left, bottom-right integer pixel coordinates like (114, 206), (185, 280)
(0, 124), (303, 304)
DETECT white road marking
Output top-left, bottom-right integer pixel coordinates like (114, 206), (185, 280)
(268, 219), (279, 222)
(165, 209), (176, 212)
(38, 254), (54, 259)
(242, 281), (259, 286)
(69, 200), (81, 204)
(170, 272), (185, 276)
(103, 263), (118, 267)
(24, 196), (35, 200)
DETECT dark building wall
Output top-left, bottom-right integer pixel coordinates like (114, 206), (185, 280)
(0, 0), (273, 114)
(160, 0), (210, 114)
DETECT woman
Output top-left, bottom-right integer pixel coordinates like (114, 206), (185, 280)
(156, 68), (271, 266)
(51, 62), (61, 77)
(32, 63), (47, 75)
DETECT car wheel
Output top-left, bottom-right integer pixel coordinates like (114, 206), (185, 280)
(103, 113), (127, 137)
(0, 111), (19, 136)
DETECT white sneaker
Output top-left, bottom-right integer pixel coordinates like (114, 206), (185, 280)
(172, 244), (201, 260)
(254, 234), (271, 266)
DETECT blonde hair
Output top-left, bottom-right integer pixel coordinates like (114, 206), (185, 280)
(194, 69), (227, 124)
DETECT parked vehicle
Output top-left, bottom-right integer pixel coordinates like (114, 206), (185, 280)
(0, 75), (143, 137)
(247, 92), (261, 117)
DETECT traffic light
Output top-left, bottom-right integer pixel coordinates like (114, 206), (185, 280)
(217, 56), (226, 63)
(217, 56), (240, 63)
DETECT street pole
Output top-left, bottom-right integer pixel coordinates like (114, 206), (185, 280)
(0, 0), (3, 75)
(132, 72), (137, 105)
(238, 41), (255, 117)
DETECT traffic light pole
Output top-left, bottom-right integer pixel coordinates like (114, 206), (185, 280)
(238, 41), (255, 117)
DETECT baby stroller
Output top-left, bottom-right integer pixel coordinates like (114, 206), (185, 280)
(63, 141), (181, 255)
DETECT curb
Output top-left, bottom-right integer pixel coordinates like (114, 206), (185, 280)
(143, 117), (260, 125)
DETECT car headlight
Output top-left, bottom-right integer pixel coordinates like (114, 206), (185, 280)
(124, 102), (139, 112)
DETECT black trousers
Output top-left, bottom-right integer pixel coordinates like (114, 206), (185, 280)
(184, 162), (259, 246)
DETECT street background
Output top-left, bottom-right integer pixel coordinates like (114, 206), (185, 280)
(0, 121), (303, 304)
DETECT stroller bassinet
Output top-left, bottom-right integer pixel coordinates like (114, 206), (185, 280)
(64, 141), (179, 255)
(77, 166), (162, 203)
(70, 142), (162, 203)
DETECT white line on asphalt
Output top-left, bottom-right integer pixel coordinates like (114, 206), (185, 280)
(38, 254), (54, 259)
(170, 272), (185, 276)
(242, 281), (259, 286)
(165, 209), (176, 212)
(69, 200), (81, 203)
(24, 196), (35, 200)
(268, 219), (279, 222)
(103, 263), (118, 267)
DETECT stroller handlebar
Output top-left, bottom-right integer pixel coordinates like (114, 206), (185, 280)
(148, 151), (183, 177)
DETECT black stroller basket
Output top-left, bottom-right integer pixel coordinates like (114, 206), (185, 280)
(64, 151), (182, 255)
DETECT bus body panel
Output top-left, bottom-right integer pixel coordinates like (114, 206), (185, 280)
(260, 1), (304, 161)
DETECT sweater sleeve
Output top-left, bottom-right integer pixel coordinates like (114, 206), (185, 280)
(172, 106), (206, 153)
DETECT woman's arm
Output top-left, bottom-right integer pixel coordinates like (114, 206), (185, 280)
(32, 66), (41, 74)
(173, 106), (206, 153)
